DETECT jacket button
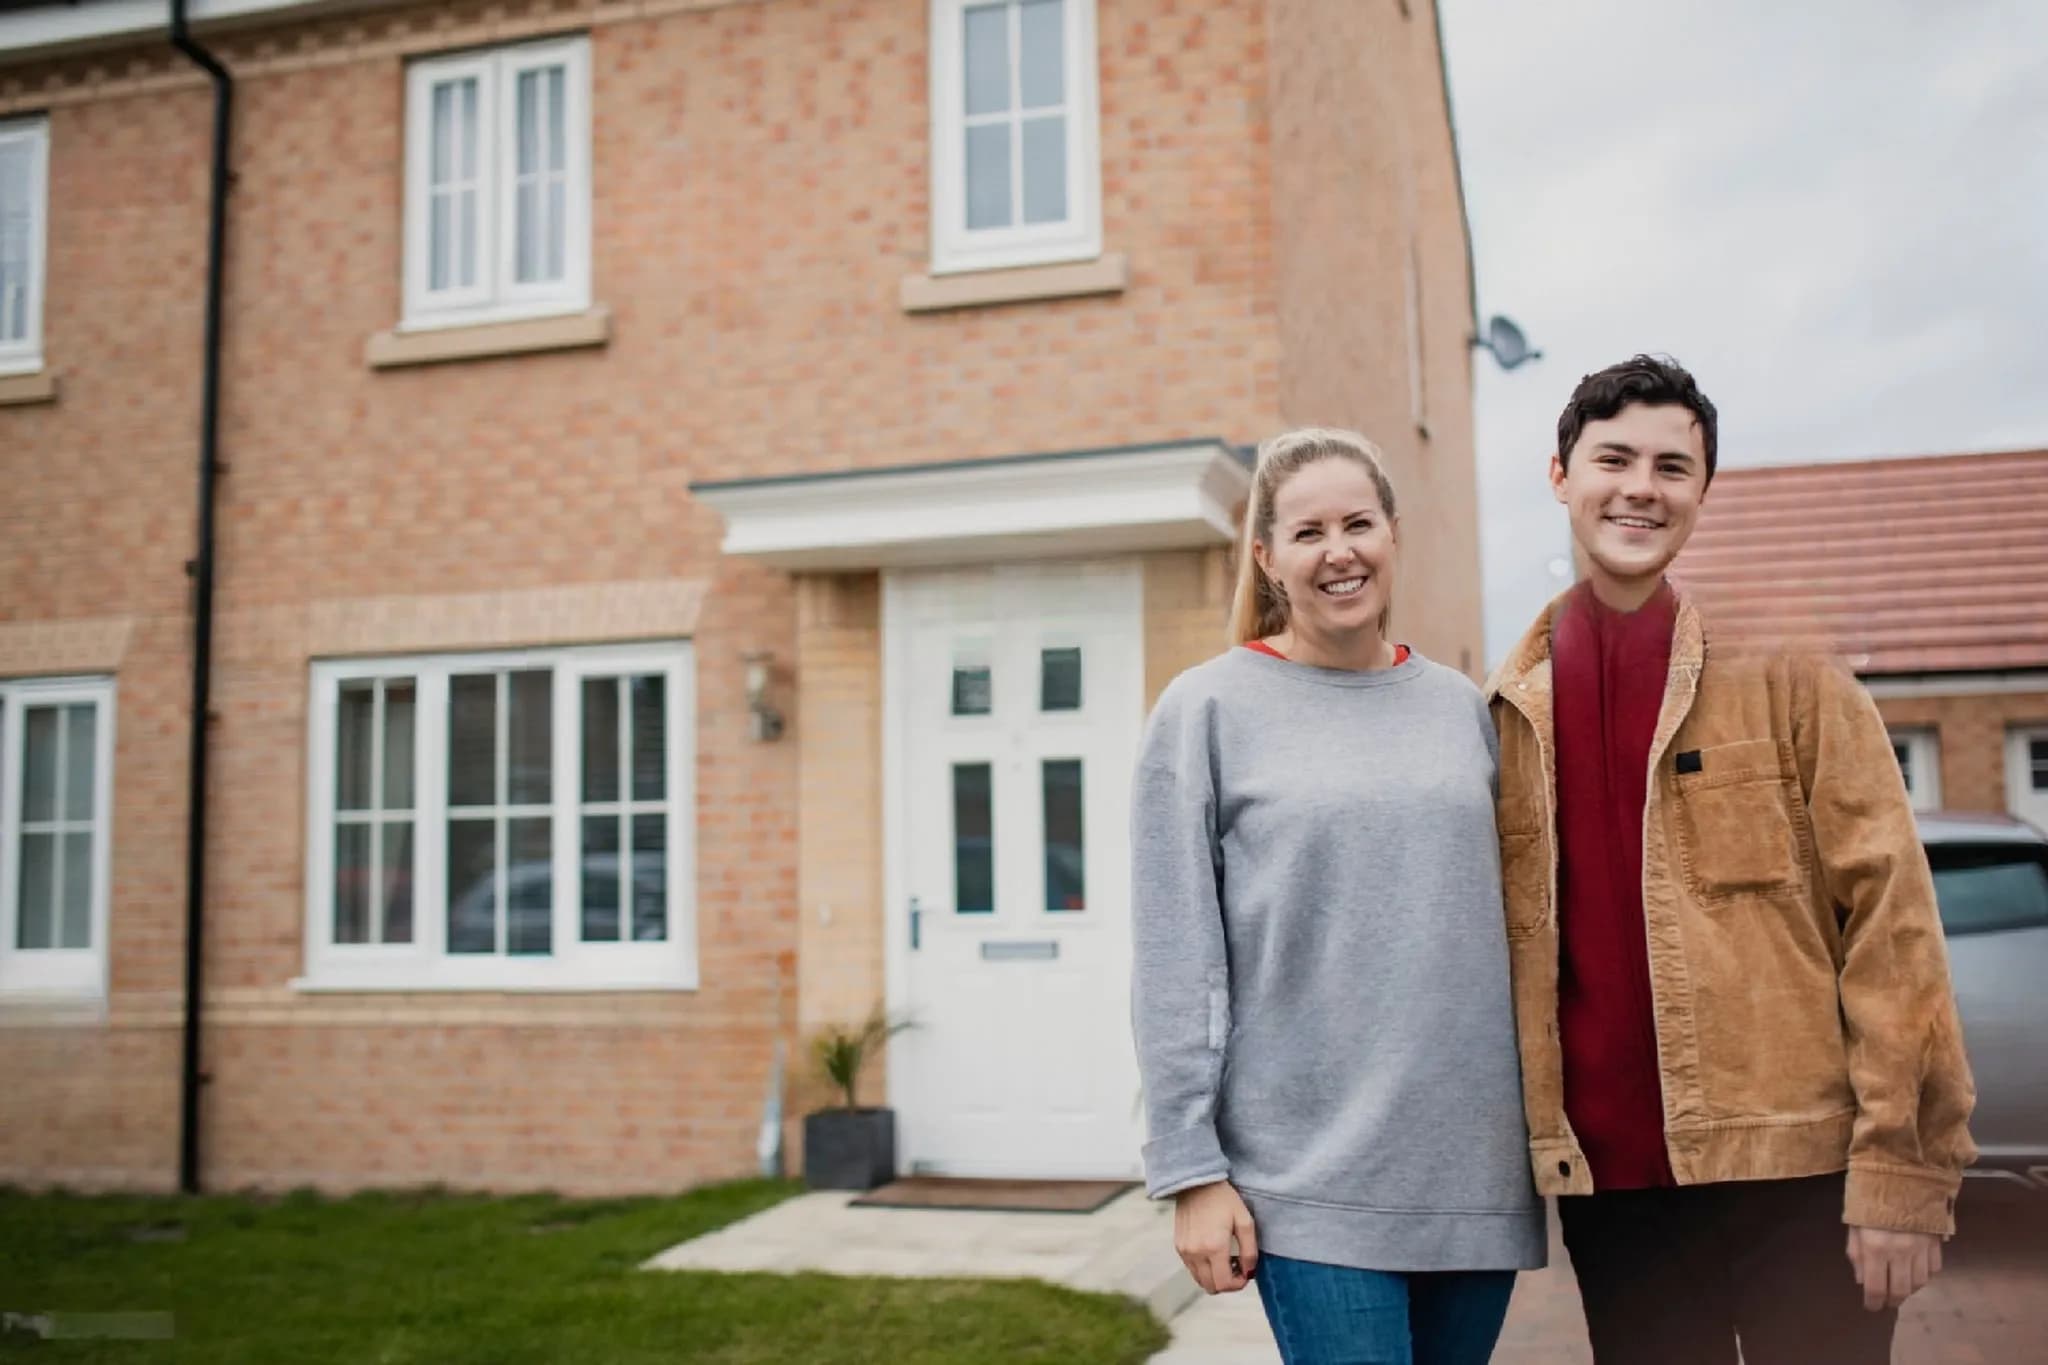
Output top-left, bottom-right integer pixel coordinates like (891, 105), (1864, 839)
(1558, 1161), (1572, 1178)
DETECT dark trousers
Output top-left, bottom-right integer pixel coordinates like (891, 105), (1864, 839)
(1559, 1173), (1897, 1365)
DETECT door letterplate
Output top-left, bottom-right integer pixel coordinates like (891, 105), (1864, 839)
(980, 940), (1058, 962)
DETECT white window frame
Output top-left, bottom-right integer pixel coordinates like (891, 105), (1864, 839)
(2007, 725), (2048, 819)
(928, 0), (1102, 276)
(299, 642), (696, 992)
(1889, 727), (1942, 812)
(401, 36), (592, 332)
(0, 677), (116, 1000)
(0, 114), (50, 376)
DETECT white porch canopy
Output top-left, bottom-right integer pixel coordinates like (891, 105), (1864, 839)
(690, 439), (1250, 571)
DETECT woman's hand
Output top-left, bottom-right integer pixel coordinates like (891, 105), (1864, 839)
(1174, 1180), (1259, 1294)
(1846, 1225), (1944, 1311)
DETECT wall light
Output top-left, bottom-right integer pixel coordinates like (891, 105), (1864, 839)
(744, 650), (784, 742)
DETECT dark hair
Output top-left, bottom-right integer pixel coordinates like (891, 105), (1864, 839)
(1556, 354), (1718, 484)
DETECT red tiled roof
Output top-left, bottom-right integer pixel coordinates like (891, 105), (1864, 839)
(1671, 448), (2048, 676)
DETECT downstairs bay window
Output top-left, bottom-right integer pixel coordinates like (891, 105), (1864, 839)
(300, 643), (695, 991)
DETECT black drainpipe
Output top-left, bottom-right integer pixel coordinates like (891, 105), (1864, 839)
(169, 0), (231, 1197)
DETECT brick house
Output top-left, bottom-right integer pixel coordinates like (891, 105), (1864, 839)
(0, 0), (1484, 1193)
(1675, 448), (2048, 830)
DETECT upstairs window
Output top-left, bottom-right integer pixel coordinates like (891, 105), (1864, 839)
(0, 115), (49, 375)
(929, 0), (1101, 274)
(403, 37), (591, 329)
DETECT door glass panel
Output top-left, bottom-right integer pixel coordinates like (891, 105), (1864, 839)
(1043, 759), (1084, 912)
(1040, 647), (1082, 712)
(951, 650), (993, 717)
(2032, 738), (2048, 790)
(953, 762), (994, 914)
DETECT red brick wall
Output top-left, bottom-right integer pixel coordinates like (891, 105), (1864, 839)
(0, 0), (1474, 1192)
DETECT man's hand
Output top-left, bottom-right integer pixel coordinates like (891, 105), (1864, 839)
(1846, 1225), (1944, 1311)
(1174, 1181), (1259, 1295)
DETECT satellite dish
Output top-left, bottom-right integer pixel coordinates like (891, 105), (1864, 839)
(1474, 314), (1543, 371)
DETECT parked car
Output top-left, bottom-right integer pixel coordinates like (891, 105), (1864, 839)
(1919, 811), (2048, 1190)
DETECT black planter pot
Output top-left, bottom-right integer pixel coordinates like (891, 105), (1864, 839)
(803, 1108), (897, 1191)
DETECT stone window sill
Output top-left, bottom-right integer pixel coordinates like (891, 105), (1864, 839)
(900, 253), (1128, 314)
(0, 370), (58, 407)
(366, 306), (611, 370)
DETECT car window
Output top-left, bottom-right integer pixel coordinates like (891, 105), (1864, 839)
(1925, 842), (2048, 936)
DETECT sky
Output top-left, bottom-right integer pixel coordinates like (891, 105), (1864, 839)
(1437, 0), (2048, 665)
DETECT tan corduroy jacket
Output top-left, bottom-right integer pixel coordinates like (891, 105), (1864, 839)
(1486, 587), (1975, 1235)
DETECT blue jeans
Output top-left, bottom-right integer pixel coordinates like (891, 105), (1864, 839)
(1254, 1253), (1517, 1365)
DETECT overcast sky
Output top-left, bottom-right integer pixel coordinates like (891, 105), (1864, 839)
(1437, 0), (2048, 665)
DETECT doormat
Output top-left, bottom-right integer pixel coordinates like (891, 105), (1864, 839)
(850, 1177), (1138, 1215)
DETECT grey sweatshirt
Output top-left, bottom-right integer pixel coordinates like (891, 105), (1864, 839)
(1131, 647), (1545, 1272)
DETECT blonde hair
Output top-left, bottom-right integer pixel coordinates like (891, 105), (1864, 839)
(1227, 428), (1399, 645)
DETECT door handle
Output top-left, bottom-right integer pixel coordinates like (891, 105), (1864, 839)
(909, 896), (923, 952)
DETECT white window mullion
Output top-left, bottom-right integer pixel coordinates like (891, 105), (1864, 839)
(552, 662), (579, 961)
(1007, 0), (1024, 233)
(0, 697), (19, 957)
(369, 681), (387, 944)
(493, 669), (509, 957)
(48, 703), (68, 929)
(421, 670), (450, 959)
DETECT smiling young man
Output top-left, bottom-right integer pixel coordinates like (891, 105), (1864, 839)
(1487, 355), (1975, 1364)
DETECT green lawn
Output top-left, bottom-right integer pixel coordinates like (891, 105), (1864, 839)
(0, 1180), (1168, 1363)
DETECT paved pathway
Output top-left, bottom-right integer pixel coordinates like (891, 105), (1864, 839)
(644, 1182), (2047, 1363)
(1151, 1183), (2048, 1364)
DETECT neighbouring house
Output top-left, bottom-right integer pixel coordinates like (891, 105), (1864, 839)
(1674, 448), (2048, 830)
(0, 0), (1485, 1193)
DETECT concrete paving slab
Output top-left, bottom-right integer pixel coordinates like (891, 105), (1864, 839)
(1145, 1290), (1279, 1365)
(644, 1185), (1189, 1310)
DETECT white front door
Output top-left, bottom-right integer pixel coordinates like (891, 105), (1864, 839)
(2009, 727), (2048, 829)
(886, 559), (1145, 1179)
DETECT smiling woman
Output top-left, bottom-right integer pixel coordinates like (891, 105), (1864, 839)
(1133, 427), (1544, 1365)
(1228, 428), (1404, 670)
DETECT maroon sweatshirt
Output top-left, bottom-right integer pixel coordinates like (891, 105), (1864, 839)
(1551, 580), (1678, 1190)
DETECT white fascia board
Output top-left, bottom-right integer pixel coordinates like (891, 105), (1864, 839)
(0, 0), (380, 62)
(1863, 670), (2048, 699)
(697, 441), (1249, 572)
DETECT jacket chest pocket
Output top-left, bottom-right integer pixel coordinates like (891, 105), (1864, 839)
(1671, 738), (1810, 900)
